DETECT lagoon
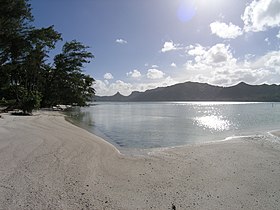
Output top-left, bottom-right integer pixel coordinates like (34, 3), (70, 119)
(67, 102), (280, 152)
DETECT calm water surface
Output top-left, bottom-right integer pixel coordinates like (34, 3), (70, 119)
(67, 102), (280, 151)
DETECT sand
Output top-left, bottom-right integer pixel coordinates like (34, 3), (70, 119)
(0, 111), (279, 209)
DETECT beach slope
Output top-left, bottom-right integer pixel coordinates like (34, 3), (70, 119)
(0, 112), (279, 209)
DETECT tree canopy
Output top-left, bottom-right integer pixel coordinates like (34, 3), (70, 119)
(0, 0), (95, 113)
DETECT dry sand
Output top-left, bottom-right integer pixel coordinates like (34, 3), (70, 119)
(0, 111), (279, 209)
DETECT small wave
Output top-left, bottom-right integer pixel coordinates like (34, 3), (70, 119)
(227, 132), (280, 150)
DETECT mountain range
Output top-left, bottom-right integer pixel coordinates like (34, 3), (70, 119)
(94, 82), (280, 102)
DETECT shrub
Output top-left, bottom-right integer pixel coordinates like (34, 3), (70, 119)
(19, 90), (42, 114)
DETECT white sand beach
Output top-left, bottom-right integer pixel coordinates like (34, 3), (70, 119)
(0, 111), (279, 209)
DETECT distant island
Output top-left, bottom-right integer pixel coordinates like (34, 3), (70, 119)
(95, 82), (280, 102)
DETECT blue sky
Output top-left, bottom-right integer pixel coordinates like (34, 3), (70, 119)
(31, 0), (280, 96)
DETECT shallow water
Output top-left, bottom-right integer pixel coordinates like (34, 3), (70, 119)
(66, 102), (280, 151)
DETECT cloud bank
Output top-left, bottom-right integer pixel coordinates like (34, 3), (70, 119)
(184, 43), (280, 86)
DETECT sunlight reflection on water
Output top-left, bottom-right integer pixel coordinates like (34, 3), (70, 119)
(194, 115), (231, 132)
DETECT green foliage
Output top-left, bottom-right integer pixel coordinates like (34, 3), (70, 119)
(0, 0), (33, 66)
(18, 89), (41, 114)
(0, 98), (8, 106)
(0, 0), (95, 113)
(42, 40), (95, 107)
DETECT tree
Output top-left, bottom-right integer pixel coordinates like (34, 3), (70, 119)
(42, 40), (95, 107)
(0, 0), (33, 66)
(0, 0), (33, 105)
(22, 26), (61, 92)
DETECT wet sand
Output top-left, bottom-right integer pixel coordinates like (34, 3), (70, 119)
(0, 111), (279, 209)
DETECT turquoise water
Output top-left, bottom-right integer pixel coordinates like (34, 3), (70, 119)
(67, 102), (280, 151)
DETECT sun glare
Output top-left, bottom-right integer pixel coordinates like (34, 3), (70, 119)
(177, 0), (196, 22)
(194, 0), (227, 11)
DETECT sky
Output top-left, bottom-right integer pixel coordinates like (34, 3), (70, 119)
(30, 0), (280, 96)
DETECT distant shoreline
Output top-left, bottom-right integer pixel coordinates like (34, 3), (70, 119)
(95, 81), (280, 102)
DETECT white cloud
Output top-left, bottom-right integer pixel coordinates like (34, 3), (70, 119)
(260, 51), (280, 72)
(171, 62), (177, 68)
(133, 77), (177, 93)
(104, 73), (114, 80)
(187, 43), (235, 66)
(210, 21), (243, 39)
(127, 69), (142, 78)
(161, 41), (180, 52)
(104, 80), (109, 85)
(93, 80), (110, 96)
(110, 80), (133, 94)
(161, 76), (177, 87)
(242, 0), (280, 32)
(206, 44), (234, 64)
(116, 38), (128, 44)
(147, 69), (165, 79)
(188, 44), (207, 56)
(152, 64), (159, 68)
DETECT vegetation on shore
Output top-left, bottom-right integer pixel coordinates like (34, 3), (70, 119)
(0, 0), (95, 114)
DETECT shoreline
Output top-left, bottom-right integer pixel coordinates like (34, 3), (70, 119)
(0, 111), (280, 209)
